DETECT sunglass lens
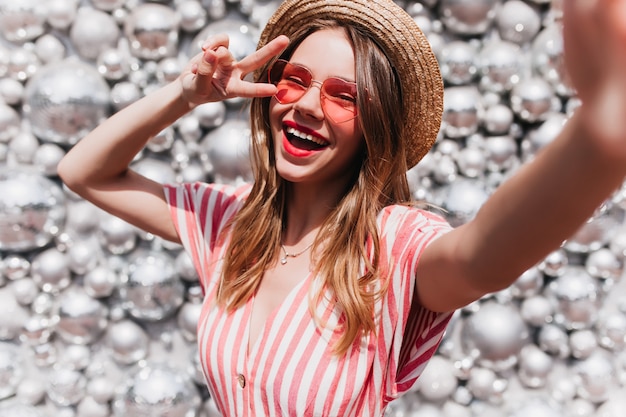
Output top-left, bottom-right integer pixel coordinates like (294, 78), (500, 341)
(322, 78), (358, 123)
(270, 60), (311, 104)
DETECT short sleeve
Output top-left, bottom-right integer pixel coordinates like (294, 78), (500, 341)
(378, 206), (455, 402)
(163, 182), (251, 292)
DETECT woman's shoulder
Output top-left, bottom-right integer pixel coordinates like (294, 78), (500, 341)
(165, 181), (252, 204)
(377, 204), (452, 251)
(379, 203), (450, 228)
(181, 180), (252, 196)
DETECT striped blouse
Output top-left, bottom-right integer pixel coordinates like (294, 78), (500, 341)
(164, 182), (454, 417)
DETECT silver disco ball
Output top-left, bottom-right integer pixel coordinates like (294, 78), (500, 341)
(0, 167), (66, 252)
(441, 86), (483, 139)
(200, 118), (253, 184)
(112, 361), (201, 417)
(477, 40), (524, 93)
(495, 0), (541, 45)
(461, 301), (530, 370)
(0, 0), (46, 43)
(546, 266), (601, 330)
(0, 342), (24, 399)
(439, 179), (489, 227)
(439, 0), (499, 36)
(532, 22), (573, 96)
(118, 252), (185, 321)
(69, 7), (120, 60)
(104, 319), (150, 365)
(124, 3), (180, 60)
(0, 102), (21, 144)
(54, 287), (109, 345)
(23, 58), (110, 145)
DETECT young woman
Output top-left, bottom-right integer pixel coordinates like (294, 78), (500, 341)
(58, 0), (626, 415)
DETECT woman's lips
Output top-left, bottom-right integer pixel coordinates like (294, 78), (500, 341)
(281, 121), (329, 157)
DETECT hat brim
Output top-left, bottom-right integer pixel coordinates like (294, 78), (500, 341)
(257, 0), (443, 168)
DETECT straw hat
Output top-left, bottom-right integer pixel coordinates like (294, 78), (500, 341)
(257, 0), (444, 168)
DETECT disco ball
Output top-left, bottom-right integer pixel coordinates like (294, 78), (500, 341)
(119, 252), (185, 321)
(517, 344), (554, 388)
(532, 22), (573, 96)
(23, 58), (111, 145)
(0, 102), (20, 143)
(0, 167), (66, 252)
(574, 350), (617, 403)
(200, 118), (253, 184)
(495, 0), (541, 45)
(0, 0), (46, 43)
(477, 40), (524, 93)
(124, 3), (180, 60)
(54, 287), (109, 345)
(91, 0), (126, 12)
(177, 0), (208, 33)
(510, 77), (560, 123)
(112, 361), (201, 417)
(0, 287), (30, 341)
(46, 0), (79, 31)
(46, 366), (87, 406)
(69, 7), (120, 60)
(461, 301), (530, 370)
(441, 86), (483, 139)
(0, 342), (24, 399)
(546, 266), (600, 330)
(439, 0), (499, 36)
(440, 179), (489, 226)
(415, 356), (459, 401)
(104, 319), (149, 365)
(437, 40), (478, 85)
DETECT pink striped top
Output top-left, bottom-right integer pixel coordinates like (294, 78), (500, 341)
(164, 182), (454, 417)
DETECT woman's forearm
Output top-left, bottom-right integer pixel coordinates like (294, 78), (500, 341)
(461, 111), (626, 292)
(57, 81), (191, 189)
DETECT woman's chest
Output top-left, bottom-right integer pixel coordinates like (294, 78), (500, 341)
(195, 287), (383, 416)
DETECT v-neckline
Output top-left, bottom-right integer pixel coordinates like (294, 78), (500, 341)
(244, 271), (313, 361)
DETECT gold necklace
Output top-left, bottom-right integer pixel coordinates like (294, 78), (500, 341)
(280, 243), (313, 265)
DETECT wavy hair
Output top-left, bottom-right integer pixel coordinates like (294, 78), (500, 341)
(216, 20), (412, 355)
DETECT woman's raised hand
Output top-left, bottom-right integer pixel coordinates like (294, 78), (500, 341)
(178, 33), (289, 107)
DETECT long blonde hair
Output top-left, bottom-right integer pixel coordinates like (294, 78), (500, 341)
(217, 20), (413, 355)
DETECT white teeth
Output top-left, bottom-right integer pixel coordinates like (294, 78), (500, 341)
(286, 127), (326, 146)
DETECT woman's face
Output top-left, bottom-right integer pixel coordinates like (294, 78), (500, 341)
(269, 28), (364, 189)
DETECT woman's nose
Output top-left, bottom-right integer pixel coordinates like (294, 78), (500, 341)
(292, 82), (325, 120)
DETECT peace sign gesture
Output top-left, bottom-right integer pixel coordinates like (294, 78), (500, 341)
(179, 33), (290, 106)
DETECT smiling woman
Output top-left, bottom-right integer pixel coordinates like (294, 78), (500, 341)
(55, 0), (626, 416)
(267, 27), (366, 188)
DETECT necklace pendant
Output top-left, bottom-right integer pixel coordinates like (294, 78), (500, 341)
(280, 257), (288, 265)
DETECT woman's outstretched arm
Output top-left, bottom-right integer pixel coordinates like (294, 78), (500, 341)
(57, 35), (289, 242)
(416, 0), (626, 312)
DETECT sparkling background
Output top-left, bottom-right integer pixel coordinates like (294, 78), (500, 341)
(1, 0), (626, 416)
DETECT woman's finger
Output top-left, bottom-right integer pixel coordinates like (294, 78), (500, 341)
(191, 49), (219, 95)
(237, 35), (290, 75)
(200, 33), (230, 52)
(231, 80), (278, 98)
